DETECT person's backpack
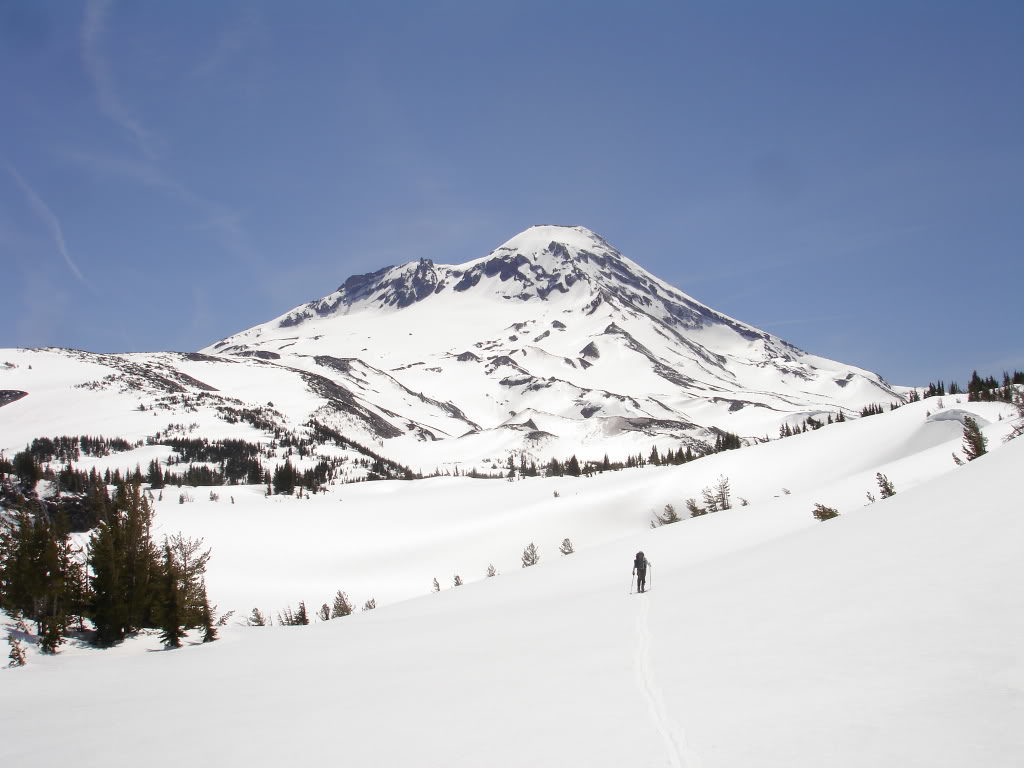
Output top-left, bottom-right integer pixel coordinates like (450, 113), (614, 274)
(634, 551), (645, 570)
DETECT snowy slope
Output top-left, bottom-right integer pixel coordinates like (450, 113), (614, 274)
(2, 398), (1021, 768)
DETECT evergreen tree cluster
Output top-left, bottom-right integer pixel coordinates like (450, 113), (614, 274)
(681, 475), (733, 517)
(0, 479), (217, 652)
(925, 380), (964, 397)
(308, 420), (419, 481)
(502, 429), (757, 484)
(22, 435), (140, 465)
(967, 370), (1024, 403)
(278, 602), (310, 626)
(257, 589), (355, 627)
(158, 437), (265, 484)
(778, 413), (846, 438)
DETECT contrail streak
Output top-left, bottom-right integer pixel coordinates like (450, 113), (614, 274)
(4, 162), (91, 287)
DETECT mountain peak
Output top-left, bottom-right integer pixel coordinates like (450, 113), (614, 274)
(492, 225), (609, 257)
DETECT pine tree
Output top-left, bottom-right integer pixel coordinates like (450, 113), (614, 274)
(167, 533), (211, 628)
(118, 485), (159, 634)
(651, 504), (681, 527)
(566, 455), (581, 476)
(1010, 388), (1024, 440)
(876, 472), (896, 499)
(486, 564), (497, 577)
(248, 607), (267, 626)
(700, 486), (720, 513)
(521, 542), (540, 568)
(317, 603), (331, 622)
(158, 543), (185, 649)
(294, 601), (309, 625)
(432, 577), (440, 592)
(199, 582), (218, 642)
(715, 475), (732, 510)
(961, 416), (988, 461)
(361, 598), (376, 611)
(272, 459), (297, 495)
(559, 537), (575, 555)
(7, 633), (26, 667)
(146, 459), (164, 489)
(330, 590), (352, 618)
(453, 574), (463, 587)
(812, 504), (839, 521)
(685, 498), (706, 517)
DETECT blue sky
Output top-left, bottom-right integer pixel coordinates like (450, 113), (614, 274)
(1, 0), (1021, 386)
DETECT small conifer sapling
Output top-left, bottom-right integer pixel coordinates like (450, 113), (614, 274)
(331, 591), (353, 618)
(812, 503), (839, 522)
(7, 634), (26, 667)
(876, 473), (896, 499)
(961, 416), (988, 461)
(521, 542), (540, 568)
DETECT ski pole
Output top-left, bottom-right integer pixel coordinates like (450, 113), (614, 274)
(630, 573), (635, 594)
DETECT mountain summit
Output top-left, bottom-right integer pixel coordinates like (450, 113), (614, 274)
(261, 225), (764, 340)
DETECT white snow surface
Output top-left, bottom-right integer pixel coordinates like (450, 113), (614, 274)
(3, 395), (1022, 767)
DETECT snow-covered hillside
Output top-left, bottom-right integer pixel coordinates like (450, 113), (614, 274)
(3, 392), (1021, 767)
(1, 226), (901, 473)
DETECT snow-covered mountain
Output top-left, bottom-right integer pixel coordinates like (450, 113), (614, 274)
(2, 225), (898, 470)
(204, 225), (897, 462)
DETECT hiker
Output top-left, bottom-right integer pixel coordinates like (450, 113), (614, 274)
(633, 551), (650, 593)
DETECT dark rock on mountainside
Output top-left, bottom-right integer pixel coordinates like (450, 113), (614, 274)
(0, 390), (28, 408)
(232, 350), (281, 360)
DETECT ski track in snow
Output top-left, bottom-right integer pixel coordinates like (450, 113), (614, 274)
(635, 593), (700, 768)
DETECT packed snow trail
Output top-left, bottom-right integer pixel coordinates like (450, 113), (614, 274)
(635, 593), (700, 768)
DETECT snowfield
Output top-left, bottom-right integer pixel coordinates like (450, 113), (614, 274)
(2, 394), (1021, 767)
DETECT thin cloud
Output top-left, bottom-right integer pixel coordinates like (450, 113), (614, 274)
(192, 8), (262, 78)
(3, 161), (92, 289)
(61, 147), (264, 274)
(81, 0), (158, 159)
